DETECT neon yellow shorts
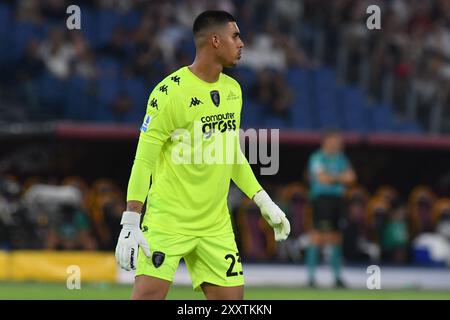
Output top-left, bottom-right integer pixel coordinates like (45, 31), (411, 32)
(135, 226), (245, 291)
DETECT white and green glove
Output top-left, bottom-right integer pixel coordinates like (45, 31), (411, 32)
(115, 211), (151, 271)
(253, 190), (291, 241)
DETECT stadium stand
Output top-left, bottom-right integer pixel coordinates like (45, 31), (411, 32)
(0, 0), (449, 270)
(1, 0), (448, 132)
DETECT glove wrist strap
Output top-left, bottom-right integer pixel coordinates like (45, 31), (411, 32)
(253, 190), (272, 208)
(120, 211), (141, 226)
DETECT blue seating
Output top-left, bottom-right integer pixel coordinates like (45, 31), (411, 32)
(97, 57), (121, 78)
(38, 72), (64, 101)
(241, 100), (263, 129)
(96, 77), (120, 105)
(122, 77), (149, 123)
(286, 67), (314, 129)
(338, 86), (370, 132)
(177, 39), (196, 62)
(291, 102), (313, 130)
(233, 66), (256, 96)
(120, 9), (142, 31)
(0, 5), (12, 63)
(79, 7), (99, 47)
(91, 76), (120, 121)
(93, 102), (115, 122)
(263, 115), (290, 129)
(64, 76), (95, 120)
(0, 4), (11, 39)
(11, 22), (44, 59)
(316, 112), (340, 129)
(312, 67), (336, 92)
(285, 67), (309, 89)
(369, 103), (396, 132)
(312, 68), (338, 128)
(37, 72), (66, 118)
(98, 9), (122, 48)
(315, 91), (340, 128)
(395, 120), (423, 133)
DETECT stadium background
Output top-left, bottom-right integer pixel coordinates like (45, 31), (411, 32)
(0, 0), (450, 299)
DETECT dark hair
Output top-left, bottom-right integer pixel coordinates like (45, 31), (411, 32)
(193, 10), (236, 35)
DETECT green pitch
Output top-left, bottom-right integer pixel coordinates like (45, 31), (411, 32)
(0, 282), (450, 300)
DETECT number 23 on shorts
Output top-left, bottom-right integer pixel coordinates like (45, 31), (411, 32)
(225, 252), (243, 277)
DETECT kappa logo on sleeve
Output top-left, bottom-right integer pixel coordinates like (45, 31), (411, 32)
(140, 114), (152, 133)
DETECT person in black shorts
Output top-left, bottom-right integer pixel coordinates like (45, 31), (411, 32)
(306, 130), (356, 288)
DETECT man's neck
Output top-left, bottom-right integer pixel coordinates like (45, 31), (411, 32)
(189, 53), (223, 83)
(322, 148), (335, 156)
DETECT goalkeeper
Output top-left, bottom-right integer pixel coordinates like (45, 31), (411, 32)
(115, 10), (290, 300)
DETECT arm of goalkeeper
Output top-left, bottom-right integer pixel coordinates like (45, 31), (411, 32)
(115, 138), (162, 271)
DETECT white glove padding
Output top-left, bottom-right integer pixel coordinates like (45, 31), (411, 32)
(253, 190), (291, 241)
(115, 211), (151, 271)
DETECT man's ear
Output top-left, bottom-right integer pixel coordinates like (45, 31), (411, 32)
(212, 34), (220, 49)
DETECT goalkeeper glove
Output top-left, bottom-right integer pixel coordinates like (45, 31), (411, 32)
(115, 211), (151, 271)
(253, 190), (291, 241)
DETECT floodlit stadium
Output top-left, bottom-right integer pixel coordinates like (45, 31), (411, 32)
(1, 0), (450, 301)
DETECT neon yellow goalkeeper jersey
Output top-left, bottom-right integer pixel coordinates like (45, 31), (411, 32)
(129, 66), (261, 236)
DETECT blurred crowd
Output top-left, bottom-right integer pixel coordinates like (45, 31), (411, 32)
(335, 0), (450, 131)
(0, 0), (307, 124)
(0, 175), (123, 251)
(231, 182), (450, 266)
(1, 174), (449, 267)
(0, 0), (448, 132)
(0, 0), (449, 267)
